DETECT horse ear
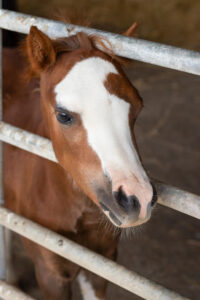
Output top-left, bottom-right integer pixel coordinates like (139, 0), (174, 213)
(123, 22), (138, 37)
(26, 26), (56, 74)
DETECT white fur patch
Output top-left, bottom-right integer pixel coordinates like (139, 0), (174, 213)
(55, 57), (148, 191)
(77, 271), (103, 300)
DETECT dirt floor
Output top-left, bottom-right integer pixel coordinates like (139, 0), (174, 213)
(4, 1), (200, 299)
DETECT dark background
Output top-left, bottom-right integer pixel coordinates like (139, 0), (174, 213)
(4, 1), (200, 299)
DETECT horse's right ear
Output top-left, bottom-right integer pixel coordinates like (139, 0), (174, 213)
(26, 26), (56, 74)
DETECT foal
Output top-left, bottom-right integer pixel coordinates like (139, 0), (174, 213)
(4, 26), (157, 299)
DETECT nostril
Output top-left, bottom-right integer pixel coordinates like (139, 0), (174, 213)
(128, 195), (140, 210)
(113, 187), (140, 212)
(113, 187), (127, 210)
(151, 183), (157, 206)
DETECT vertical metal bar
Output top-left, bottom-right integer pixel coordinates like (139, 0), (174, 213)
(0, 0), (6, 287)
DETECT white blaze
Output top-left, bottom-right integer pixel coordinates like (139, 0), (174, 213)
(55, 57), (150, 198)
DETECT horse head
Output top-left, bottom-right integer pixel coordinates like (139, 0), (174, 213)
(26, 26), (157, 228)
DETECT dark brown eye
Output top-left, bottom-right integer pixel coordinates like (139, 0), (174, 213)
(55, 107), (74, 125)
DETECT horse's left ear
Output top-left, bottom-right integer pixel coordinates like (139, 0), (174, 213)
(27, 26), (56, 74)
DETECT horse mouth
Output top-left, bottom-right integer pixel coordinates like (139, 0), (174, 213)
(96, 187), (152, 228)
(99, 202), (122, 226)
(98, 198), (152, 228)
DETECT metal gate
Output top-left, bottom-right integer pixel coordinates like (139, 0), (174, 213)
(0, 6), (200, 300)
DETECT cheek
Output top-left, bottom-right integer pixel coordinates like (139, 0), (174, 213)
(50, 120), (104, 198)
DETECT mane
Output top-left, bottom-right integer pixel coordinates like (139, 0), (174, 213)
(49, 12), (135, 64)
(52, 12), (124, 61)
(52, 33), (119, 61)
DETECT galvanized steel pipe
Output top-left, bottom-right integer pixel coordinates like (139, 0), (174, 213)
(0, 280), (35, 300)
(0, 122), (57, 163)
(0, 121), (199, 219)
(0, 207), (189, 300)
(0, 9), (199, 75)
(157, 184), (200, 219)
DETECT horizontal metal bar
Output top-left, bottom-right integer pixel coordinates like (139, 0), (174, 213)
(0, 121), (57, 163)
(157, 184), (200, 219)
(0, 280), (35, 300)
(0, 207), (188, 300)
(0, 121), (199, 219)
(0, 9), (200, 75)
